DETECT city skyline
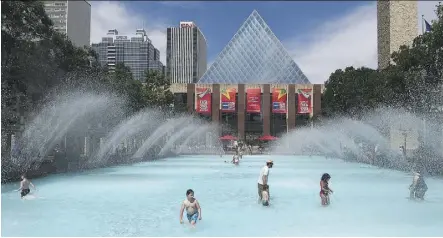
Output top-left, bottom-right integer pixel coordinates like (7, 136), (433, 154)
(89, 1), (439, 83)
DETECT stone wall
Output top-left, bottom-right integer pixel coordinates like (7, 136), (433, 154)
(377, 1), (418, 69)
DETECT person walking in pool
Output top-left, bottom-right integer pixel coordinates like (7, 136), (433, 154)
(257, 160), (273, 202)
(15, 174), (35, 199)
(320, 173), (333, 206)
(179, 189), (202, 228)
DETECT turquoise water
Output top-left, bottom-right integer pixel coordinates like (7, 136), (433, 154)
(2, 155), (443, 237)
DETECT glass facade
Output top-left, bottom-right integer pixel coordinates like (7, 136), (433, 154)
(198, 10), (310, 84)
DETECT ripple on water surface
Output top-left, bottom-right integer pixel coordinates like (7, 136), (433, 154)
(2, 155), (443, 237)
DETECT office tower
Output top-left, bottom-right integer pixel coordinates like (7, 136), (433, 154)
(91, 29), (164, 81)
(43, 0), (91, 47)
(166, 21), (207, 84)
(377, 1), (418, 69)
(198, 10), (310, 84)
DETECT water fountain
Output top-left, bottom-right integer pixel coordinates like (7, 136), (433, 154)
(2, 90), (442, 237)
(273, 108), (443, 173)
(133, 116), (221, 158)
(93, 108), (164, 166)
(7, 91), (125, 174)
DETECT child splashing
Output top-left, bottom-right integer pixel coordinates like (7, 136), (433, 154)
(320, 173), (333, 206)
(179, 189), (202, 228)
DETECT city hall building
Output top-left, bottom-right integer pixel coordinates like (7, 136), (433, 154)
(169, 10), (324, 140)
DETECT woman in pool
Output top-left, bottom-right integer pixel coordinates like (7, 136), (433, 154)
(320, 173), (333, 206)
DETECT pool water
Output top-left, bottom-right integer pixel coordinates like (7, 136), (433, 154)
(2, 155), (443, 237)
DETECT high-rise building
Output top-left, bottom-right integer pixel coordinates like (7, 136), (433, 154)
(43, 1), (91, 47)
(377, 1), (418, 69)
(166, 21), (207, 84)
(91, 29), (164, 81)
(198, 10), (310, 84)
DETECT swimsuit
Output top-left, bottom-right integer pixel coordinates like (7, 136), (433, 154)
(21, 188), (30, 197)
(319, 181), (329, 196)
(187, 212), (199, 223)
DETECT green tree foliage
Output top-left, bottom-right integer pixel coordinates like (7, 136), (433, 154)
(1, 1), (96, 129)
(323, 4), (443, 117)
(143, 70), (174, 110)
(2, 1), (174, 131)
(108, 63), (147, 113)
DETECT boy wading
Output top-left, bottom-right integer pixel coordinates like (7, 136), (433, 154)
(258, 160), (273, 201)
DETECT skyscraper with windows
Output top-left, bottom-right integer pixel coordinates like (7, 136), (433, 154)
(91, 29), (164, 81)
(166, 22), (207, 84)
(43, 0), (91, 47)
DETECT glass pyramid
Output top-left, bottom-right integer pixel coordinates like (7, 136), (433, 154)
(198, 10), (310, 84)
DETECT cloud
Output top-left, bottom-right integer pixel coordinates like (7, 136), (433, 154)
(286, 2), (439, 84)
(90, 1), (168, 64)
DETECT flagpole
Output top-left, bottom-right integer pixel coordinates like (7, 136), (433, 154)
(421, 15), (425, 34)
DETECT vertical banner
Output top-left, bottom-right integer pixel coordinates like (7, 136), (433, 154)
(272, 88), (287, 113)
(297, 89), (312, 114)
(220, 88), (236, 112)
(195, 88), (212, 115)
(246, 88), (261, 113)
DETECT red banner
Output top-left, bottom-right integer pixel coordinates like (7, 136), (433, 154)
(196, 88), (212, 115)
(272, 88), (287, 114)
(246, 88), (261, 113)
(297, 89), (312, 114)
(220, 88), (236, 112)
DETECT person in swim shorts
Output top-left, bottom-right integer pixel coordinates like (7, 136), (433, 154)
(320, 173), (333, 206)
(179, 189), (202, 227)
(16, 174), (35, 199)
(257, 160), (273, 202)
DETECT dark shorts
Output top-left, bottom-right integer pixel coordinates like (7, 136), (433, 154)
(21, 189), (30, 197)
(258, 183), (269, 200)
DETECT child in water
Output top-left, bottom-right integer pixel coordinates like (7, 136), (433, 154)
(320, 173), (333, 206)
(179, 189), (202, 227)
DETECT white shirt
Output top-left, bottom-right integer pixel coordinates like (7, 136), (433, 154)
(258, 165), (269, 185)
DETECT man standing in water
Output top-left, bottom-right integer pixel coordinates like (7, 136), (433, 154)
(258, 160), (273, 202)
(16, 174), (35, 199)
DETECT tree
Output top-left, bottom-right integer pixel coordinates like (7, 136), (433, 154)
(107, 63), (148, 113)
(323, 67), (386, 117)
(323, 3), (443, 118)
(1, 1), (105, 135)
(143, 70), (174, 110)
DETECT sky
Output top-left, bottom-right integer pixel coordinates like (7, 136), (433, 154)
(90, 1), (440, 84)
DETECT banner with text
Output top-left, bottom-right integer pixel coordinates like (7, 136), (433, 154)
(220, 88), (236, 112)
(196, 87), (212, 115)
(297, 89), (312, 114)
(272, 88), (287, 114)
(246, 88), (261, 113)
